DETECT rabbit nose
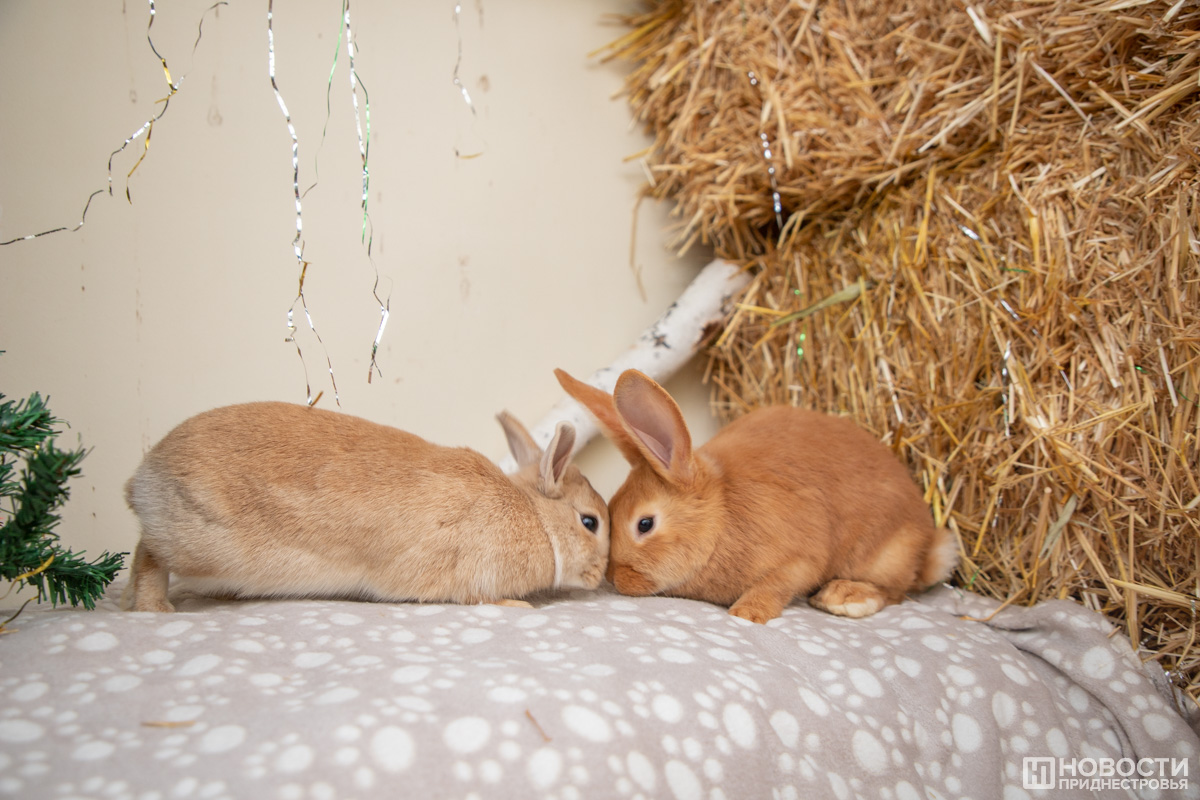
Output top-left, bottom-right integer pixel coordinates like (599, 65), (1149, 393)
(605, 561), (616, 584)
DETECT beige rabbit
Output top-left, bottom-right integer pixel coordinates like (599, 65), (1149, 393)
(557, 368), (958, 623)
(122, 402), (609, 612)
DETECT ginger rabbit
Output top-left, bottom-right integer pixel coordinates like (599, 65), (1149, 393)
(556, 368), (957, 623)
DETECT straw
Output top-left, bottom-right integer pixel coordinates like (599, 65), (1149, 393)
(600, 0), (1200, 703)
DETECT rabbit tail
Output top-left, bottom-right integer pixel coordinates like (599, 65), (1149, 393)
(918, 527), (959, 589)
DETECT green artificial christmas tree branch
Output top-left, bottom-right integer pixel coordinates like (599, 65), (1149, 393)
(0, 392), (61, 449)
(0, 389), (126, 611)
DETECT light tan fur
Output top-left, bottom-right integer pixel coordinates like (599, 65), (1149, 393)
(122, 402), (609, 612)
(556, 368), (958, 623)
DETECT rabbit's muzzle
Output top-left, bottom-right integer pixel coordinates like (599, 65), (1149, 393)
(607, 562), (656, 596)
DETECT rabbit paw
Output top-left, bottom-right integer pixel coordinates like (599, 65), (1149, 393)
(728, 597), (783, 624)
(578, 563), (606, 591)
(492, 599), (534, 608)
(810, 580), (886, 618)
(132, 597), (176, 613)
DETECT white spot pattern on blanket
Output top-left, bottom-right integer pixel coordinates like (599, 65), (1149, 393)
(0, 585), (1197, 800)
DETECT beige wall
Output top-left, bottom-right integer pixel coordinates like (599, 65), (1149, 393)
(0, 2), (719, 587)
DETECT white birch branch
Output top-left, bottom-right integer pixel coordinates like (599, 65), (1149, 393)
(500, 258), (751, 472)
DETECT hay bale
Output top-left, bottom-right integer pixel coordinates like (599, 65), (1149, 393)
(599, 0), (1200, 702)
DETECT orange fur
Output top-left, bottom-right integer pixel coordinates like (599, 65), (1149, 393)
(556, 368), (958, 623)
(122, 402), (609, 612)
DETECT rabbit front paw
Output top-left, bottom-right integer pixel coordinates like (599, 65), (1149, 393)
(492, 599), (534, 608)
(728, 595), (785, 624)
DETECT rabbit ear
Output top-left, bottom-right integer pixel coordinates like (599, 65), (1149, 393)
(497, 411), (541, 468)
(555, 368), (646, 465)
(538, 421), (576, 497)
(613, 369), (694, 484)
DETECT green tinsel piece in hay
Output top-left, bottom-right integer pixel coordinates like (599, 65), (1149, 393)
(0, 389), (125, 610)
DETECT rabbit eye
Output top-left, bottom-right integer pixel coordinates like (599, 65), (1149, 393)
(636, 516), (655, 535)
(580, 514), (599, 533)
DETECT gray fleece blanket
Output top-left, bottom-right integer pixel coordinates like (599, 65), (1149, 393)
(1, 584), (1197, 799)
